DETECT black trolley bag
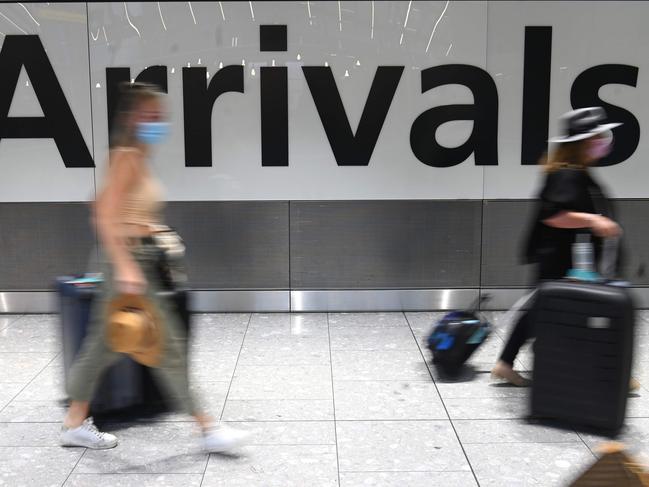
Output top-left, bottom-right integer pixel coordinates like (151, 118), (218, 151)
(530, 249), (635, 434)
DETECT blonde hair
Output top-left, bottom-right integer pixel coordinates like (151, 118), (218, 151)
(542, 139), (592, 173)
(109, 82), (163, 149)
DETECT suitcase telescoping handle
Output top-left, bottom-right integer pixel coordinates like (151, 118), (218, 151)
(500, 238), (621, 328)
(573, 233), (619, 281)
(584, 186), (620, 280)
(599, 236), (619, 280)
(502, 290), (537, 327)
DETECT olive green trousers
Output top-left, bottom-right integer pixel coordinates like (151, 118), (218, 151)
(66, 242), (197, 415)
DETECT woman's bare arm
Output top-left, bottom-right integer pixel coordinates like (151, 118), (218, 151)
(94, 151), (145, 289)
(542, 211), (597, 229)
(543, 211), (621, 237)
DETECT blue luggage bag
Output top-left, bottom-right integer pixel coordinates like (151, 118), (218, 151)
(427, 296), (492, 374)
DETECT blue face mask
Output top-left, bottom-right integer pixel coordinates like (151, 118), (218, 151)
(136, 122), (169, 145)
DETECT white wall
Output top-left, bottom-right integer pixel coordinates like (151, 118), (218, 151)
(0, 1), (647, 201)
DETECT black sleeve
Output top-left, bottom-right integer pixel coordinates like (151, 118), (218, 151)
(538, 169), (588, 221)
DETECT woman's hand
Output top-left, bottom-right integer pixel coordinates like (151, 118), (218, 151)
(114, 261), (147, 295)
(590, 215), (622, 238)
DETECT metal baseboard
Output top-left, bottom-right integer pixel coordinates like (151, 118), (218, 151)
(480, 289), (535, 311)
(0, 292), (59, 314)
(0, 290), (290, 314)
(191, 290), (289, 312)
(291, 289), (479, 312)
(2, 288), (649, 314)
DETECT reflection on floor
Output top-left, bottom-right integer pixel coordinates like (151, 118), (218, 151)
(1, 310), (649, 486)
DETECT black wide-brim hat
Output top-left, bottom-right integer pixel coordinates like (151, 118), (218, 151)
(549, 106), (622, 143)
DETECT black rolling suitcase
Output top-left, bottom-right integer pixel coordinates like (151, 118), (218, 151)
(530, 279), (634, 434)
(57, 276), (190, 416)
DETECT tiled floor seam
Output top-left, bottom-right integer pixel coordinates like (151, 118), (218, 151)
(61, 447), (88, 486)
(198, 450), (210, 487)
(221, 418), (334, 423)
(205, 314), (252, 486)
(327, 313), (342, 487)
(334, 418), (476, 422)
(107, 419), (339, 424)
(217, 313), (253, 422)
(228, 442), (336, 446)
(575, 430), (604, 459)
(331, 350), (419, 353)
(339, 469), (475, 473)
(1, 314), (25, 331)
(0, 421), (65, 424)
(402, 311), (482, 487)
(455, 440), (595, 445)
(0, 351), (61, 415)
(333, 379), (439, 382)
(67, 473), (196, 477)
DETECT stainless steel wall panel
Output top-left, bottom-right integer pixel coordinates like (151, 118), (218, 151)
(481, 199), (649, 288)
(614, 200), (649, 285)
(2, 199), (648, 306)
(290, 201), (482, 289)
(480, 200), (536, 288)
(163, 201), (289, 290)
(0, 203), (95, 290)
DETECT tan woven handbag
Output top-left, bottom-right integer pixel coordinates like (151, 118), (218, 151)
(569, 443), (649, 486)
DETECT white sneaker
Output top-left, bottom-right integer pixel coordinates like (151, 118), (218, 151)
(202, 424), (251, 453)
(60, 417), (118, 449)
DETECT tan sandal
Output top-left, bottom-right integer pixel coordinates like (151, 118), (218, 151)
(491, 361), (532, 387)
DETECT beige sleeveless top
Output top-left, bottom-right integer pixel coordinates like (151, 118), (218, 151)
(111, 147), (165, 234)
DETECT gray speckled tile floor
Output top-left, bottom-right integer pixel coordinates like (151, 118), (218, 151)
(1, 311), (649, 486)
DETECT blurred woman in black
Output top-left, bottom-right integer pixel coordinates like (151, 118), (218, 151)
(491, 107), (623, 386)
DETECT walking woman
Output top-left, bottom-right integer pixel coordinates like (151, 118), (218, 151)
(60, 83), (249, 451)
(491, 107), (623, 386)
